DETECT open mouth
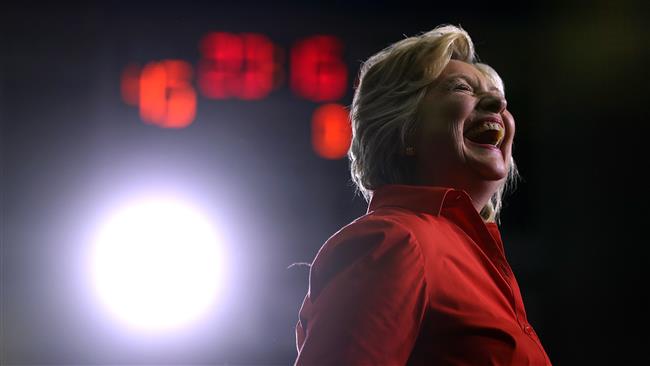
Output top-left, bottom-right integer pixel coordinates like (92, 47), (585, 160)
(464, 121), (504, 148)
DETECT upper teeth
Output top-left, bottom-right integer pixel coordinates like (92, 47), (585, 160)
(474, 122), (503, 133)
(466, 121), (505, 146)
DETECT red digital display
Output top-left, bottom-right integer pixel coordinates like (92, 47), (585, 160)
(198, 32), (280, 100)
(291, 35), (347, 102)
(120, 32), (351, 159)
(311, 103), (352, 159)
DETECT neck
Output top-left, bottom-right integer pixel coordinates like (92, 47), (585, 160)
(414, 174), (501, 215)
(464, 184), (497, 213)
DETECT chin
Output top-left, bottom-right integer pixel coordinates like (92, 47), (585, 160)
(463, 149), (510, 182)
(469, 161), (509, 182)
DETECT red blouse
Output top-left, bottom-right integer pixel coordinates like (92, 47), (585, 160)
(294, 184), (552, 365)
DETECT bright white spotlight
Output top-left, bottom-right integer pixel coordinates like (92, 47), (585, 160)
(91, 197), (224, 332)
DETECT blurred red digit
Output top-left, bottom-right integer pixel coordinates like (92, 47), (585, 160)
(311, 103), (352, 159)
(139, 60), (197, 128)
(199, 32), (280, 100)
(291, 35), (347, 102)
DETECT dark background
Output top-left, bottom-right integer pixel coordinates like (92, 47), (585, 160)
(2, 1), (648, 365)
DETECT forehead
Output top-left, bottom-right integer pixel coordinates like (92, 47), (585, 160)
(437, 59), (490, 85)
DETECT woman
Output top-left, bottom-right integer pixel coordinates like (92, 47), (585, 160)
(294, 25), (552, 365)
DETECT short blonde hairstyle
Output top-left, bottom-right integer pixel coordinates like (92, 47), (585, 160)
(348, 24), (518, 222)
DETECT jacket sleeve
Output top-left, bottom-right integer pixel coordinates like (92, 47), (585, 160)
(295, 216), (429, 366)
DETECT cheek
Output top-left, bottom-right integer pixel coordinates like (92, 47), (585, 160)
(416, 94), (474, 154)
(437, 98), (468, 122)
(441, 101), (473, 144)
(423, 99), (471, 133)
(503, 110), (516, 136)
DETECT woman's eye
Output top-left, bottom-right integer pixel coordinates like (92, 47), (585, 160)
(453, 83), (473, 92)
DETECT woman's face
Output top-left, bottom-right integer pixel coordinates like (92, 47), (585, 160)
(414, 59), (515, 192)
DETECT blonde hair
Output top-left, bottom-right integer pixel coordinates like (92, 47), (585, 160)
(348, 24), (518, 222)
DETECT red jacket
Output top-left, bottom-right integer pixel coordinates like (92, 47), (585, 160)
(295, 184), (551, 365)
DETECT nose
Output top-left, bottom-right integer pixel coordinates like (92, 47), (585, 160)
(478, 92), (507, 114)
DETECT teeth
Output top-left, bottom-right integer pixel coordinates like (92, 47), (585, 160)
(471, 122), (503, 133)
(465, 122), (505, 146)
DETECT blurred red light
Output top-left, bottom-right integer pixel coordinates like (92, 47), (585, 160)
(139, 60), (197, 128)
(198, 32), (280, 100)
(311, 103), (351, 159)
(240, 33), (279, 99)
(291, 35), (347, 102)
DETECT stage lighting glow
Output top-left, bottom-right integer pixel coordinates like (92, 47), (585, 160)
(90, 197), (223, 332)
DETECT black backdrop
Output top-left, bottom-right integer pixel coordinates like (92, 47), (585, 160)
(2, 1), (648, 365)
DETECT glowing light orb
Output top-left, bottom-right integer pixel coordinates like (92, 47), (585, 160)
(90, 198), (223, 332)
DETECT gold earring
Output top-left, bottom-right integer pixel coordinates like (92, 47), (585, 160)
(405, 146), (415, 156)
